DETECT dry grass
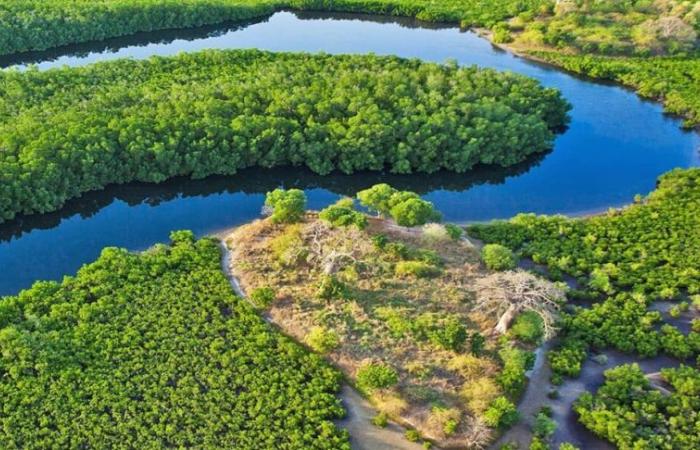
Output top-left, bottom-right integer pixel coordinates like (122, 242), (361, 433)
(226, 216), (513, 448)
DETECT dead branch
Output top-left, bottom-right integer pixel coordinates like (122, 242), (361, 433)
(474, 270), (565, 338)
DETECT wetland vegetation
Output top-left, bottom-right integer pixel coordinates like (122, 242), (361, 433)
(0, 2), (699, 449)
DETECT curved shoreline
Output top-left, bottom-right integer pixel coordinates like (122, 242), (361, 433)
(217, 235), (424, 450)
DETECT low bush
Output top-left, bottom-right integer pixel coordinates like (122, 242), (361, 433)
(395, 261), (442, 278)
(356, 363), (399, 392)
(249, 286), (275, 309)
(481, 244), (517, 271)
(305, 327), (341, 354)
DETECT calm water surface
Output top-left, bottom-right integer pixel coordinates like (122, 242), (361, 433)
(1, 11), (698, 295)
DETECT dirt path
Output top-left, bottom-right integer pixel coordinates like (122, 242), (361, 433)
(217, 237), (424, 450)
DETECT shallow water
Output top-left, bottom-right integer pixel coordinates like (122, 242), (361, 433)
(1, 11), (698, 300)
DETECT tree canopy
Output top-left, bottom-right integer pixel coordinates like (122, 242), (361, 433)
(0, 232), (348, 449)
(0, 49), (569, 223)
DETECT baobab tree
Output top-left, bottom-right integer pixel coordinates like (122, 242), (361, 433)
(474, 270), (565, 338)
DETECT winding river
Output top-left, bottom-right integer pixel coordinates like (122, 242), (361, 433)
(1, 10), (698, 296)
(1, 11), (698, 448)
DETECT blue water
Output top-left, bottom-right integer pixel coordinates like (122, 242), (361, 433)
(1, 11), (698, 295)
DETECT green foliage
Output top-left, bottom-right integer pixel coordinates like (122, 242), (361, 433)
(316, 275), (348, 302)
(395, 260), (442, 278)
(405, 429), (421, 442)
(481, 244), (517, 271)
(470, 169), (700, 298)
(444, 223), (464, 240)
(0, 51), (568, 223)
(548, 340), (587, 379)
(372, 412), (389, 428)
(357, 185), (442, 227)
(492, 22), (513, 43)
(249, 286), (275, 309)
(532, 52), (700, 128)
(529, 437), (549, 450)
(0, 0), (556, 57)
(390, 197), (442, 227)
(509, 311), (544, 344)
(305, 326), (341, 354)
(522, 1), (699, 56)
(472, 169), (700, 369)
(498, 345), (535, 395)
(559, 444), (580, 450)
(357, 184), (398, 217)
(483, 396), (519, 429)
(265, 188), (307, 223)
(270, 224), (307, 266)
(533, 412), (557, 439)
(470, 332), (486, 356)
(319, 199), (368, 229)
(0, 232), (349, 448)
(356, 363), (399, 392)
(375, 308), (466, 352)
(415, 314), (468, 351)
(575, 364), (700, 450)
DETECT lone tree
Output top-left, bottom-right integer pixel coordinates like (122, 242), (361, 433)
(390, 197), (441, 227)
(264, 188), (306, 223)
(474, 270), (564, 338)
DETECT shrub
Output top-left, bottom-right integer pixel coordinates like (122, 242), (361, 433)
(356, 363), (399, 392)
(483, 396), (519, 429)
(470, 332), (486, 356)
(461, 377), (502, 415)
(559, 443), (580, 450)
(249, 286), (275, 309)
(498, 346), (535, 395)
(510, 311), (544, 344)
(305, 327), (340, 354)
(316, 275), (348, 301)
(548, 341), (587, 379)
(395, 261), (441, 278)
(372, 412), (388, 428)
(533, 412), (557, 439)
(529, 437), (549, 450)
(444, 223), (464, 240)
(269, 224), (307, 266)
(319, 199), (368, 229)
(481, 244), (517, 270)
(492, 22), (513, 43)
(405, 429), (421, 442)
(265, 188), (307, 223)
(422, 223), (450, 243)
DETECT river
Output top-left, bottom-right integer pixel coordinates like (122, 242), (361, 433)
(1, 10), (698, 296)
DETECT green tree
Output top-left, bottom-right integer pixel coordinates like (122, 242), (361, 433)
(390, 198), (441, 227)
(265, 188), (306, 223)
(357, 184), (398, 217)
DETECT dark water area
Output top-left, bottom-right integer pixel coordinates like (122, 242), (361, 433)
(1, 11), (699, 298)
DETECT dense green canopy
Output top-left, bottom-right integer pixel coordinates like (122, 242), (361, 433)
(575, 364), (700, 450)
(470, 168), (700, 299)
(0, 0), (553, 56)
(0, 49), (569, 223)
(0, 232), (348, 449)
